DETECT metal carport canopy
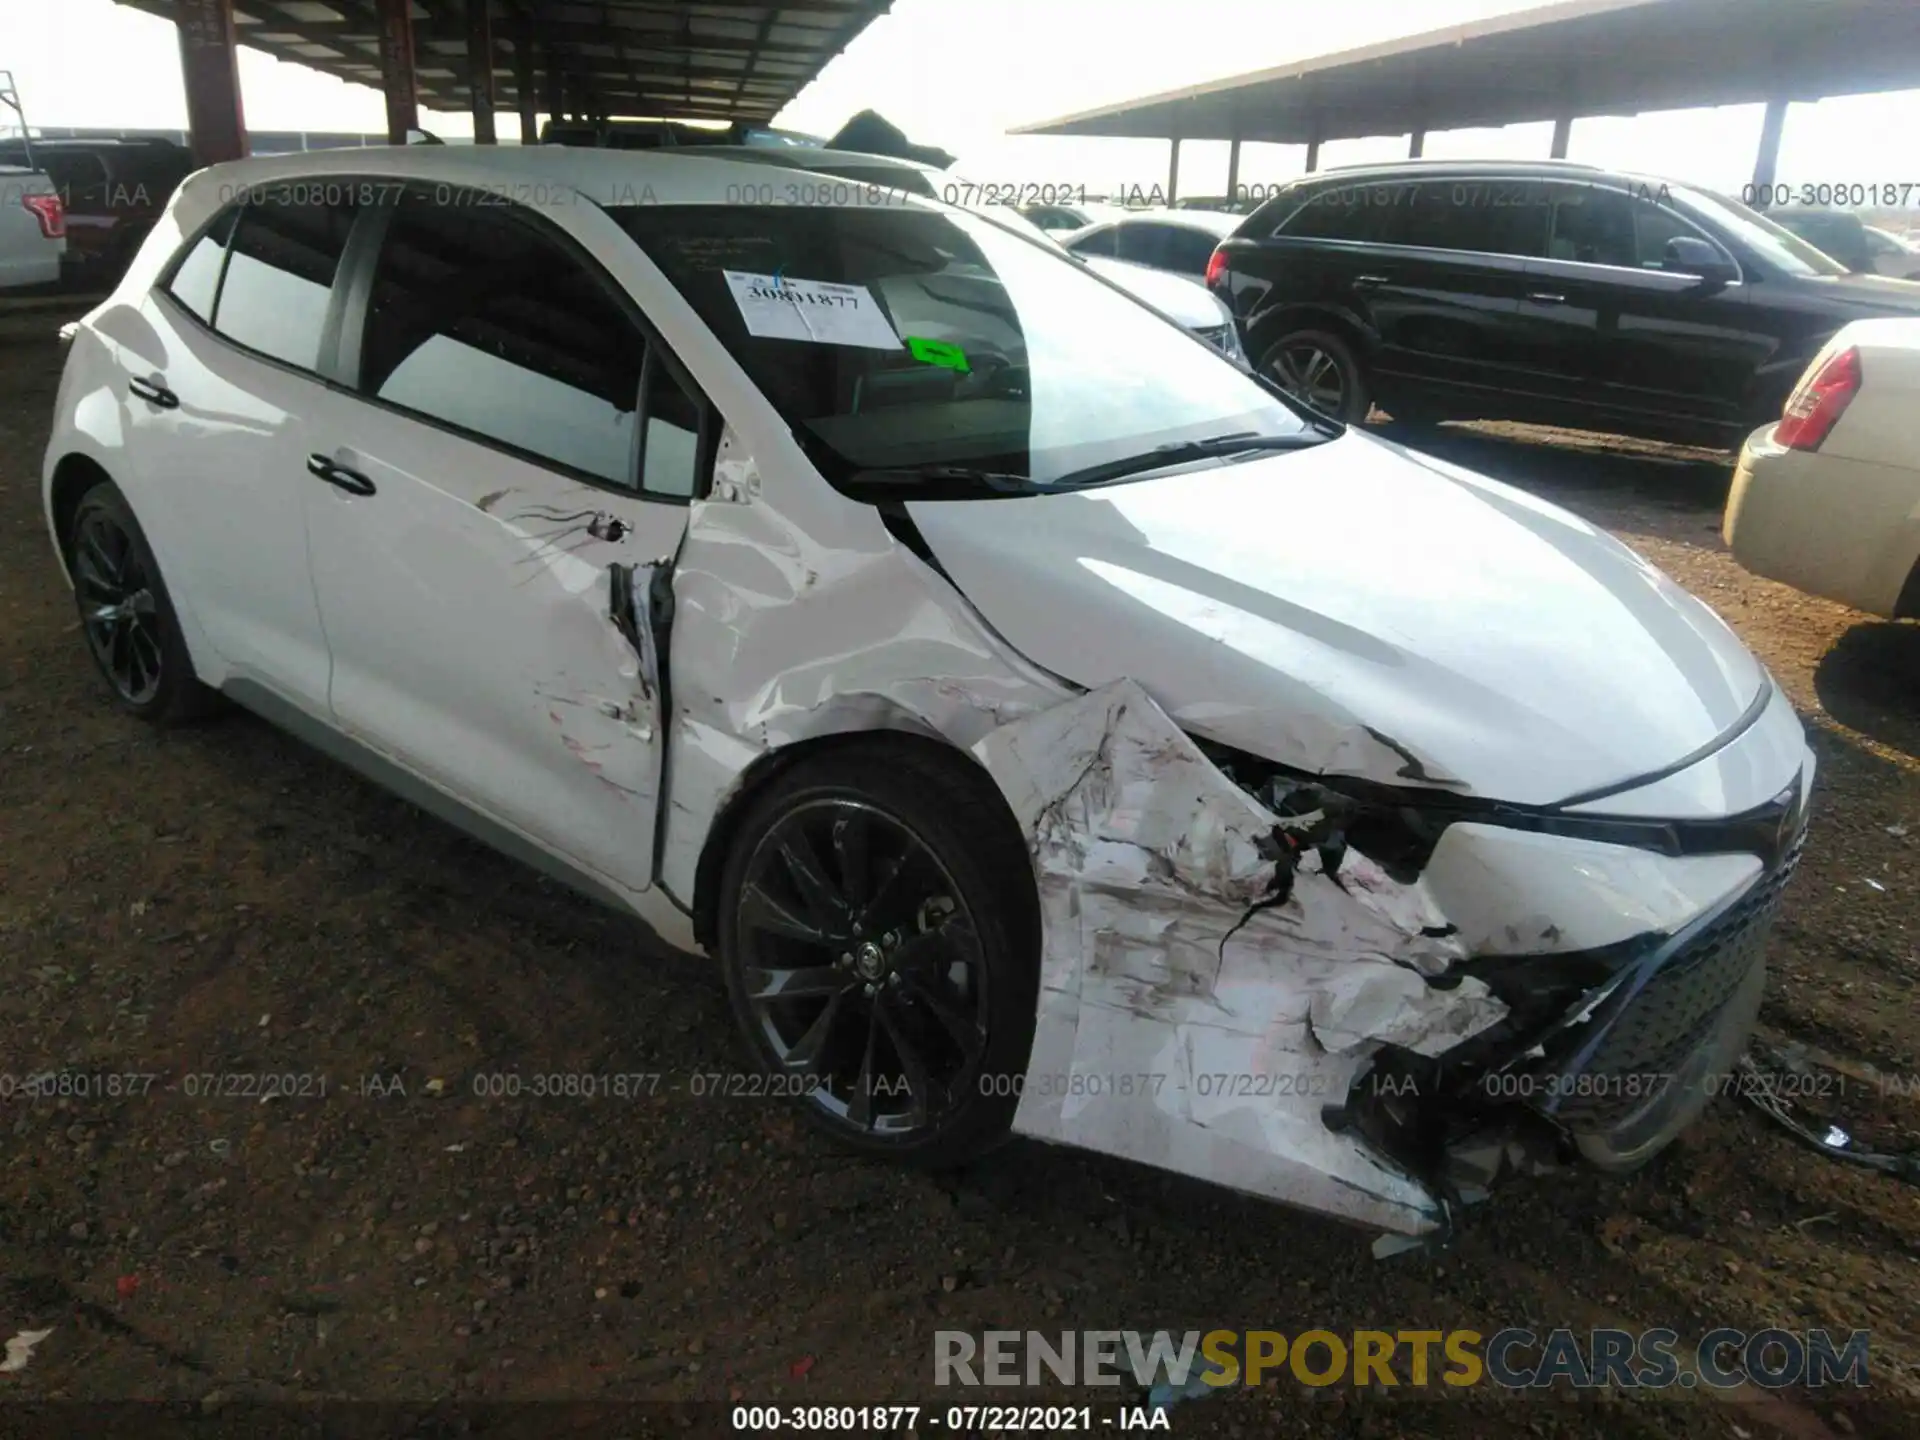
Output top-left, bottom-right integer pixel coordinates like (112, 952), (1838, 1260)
(1009, 0), (1920, 144)
(120, 1), (891, 123)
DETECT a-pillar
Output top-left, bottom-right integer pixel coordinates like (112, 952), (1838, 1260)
(175, 0), (248, 166)
(376, 0), (419, 144)
(467, 0), (496, 143)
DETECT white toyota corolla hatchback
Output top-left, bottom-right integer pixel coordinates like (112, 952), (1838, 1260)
(44, 147), (1813, 1249)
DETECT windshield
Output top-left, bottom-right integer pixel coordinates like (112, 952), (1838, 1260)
(613, 204), (1312, 496)
(1678, 188), (1850, 277)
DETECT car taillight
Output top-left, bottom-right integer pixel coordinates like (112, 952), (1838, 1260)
(22, 192), (65, 240)
(1204, 246), (1227, 289)
(1774, 346), (1861, 452)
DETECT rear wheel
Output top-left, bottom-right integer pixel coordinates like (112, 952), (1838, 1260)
(1258, 327), (1371, 423)
(716, 745), (1039, 1166)
(66, 480), (218, 725)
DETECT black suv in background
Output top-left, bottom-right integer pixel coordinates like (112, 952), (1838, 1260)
(1206, 159), (1920, 446)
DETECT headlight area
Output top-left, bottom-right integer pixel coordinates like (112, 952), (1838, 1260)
(1198, 738), (1808, 1231)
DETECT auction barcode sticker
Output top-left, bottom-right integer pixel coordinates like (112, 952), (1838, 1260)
(723, 270), (903, 350)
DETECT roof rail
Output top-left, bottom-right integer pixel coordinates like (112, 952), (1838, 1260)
(1322, 156), (1607, 173)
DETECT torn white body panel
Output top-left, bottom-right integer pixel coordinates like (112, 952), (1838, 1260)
(657, 432), (1077, 908)
(972, 679), (1508, 1236)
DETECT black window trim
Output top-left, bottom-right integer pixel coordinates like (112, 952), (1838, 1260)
(1264, 172), (1744, 283)
(336, 179), (720, 505)
(156, 196), (364, 387)
(155, 177), (722, 506)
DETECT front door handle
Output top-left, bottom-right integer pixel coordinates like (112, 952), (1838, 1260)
(1526, 291), (1568, 305)
(306, 453), (377, 497)
(128, 375), (178, 409)
(1353, 273), (1389, 289)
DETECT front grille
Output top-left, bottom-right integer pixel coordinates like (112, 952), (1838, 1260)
(1552, 826), (1805, 1130)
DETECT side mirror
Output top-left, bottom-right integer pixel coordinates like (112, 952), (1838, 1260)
(1664, 235), (1736, 287)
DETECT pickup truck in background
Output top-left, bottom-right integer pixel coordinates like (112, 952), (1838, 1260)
(0, 164), (65, 290)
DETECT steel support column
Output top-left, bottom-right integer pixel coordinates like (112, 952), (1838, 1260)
(175, 0), (248, 166)
(1752, 97), (1789, 201)
(543, 46), (565, 124)
(1304, 136), (1320, 173)
(1550, 113), (1573, 158)
(467, 0), (496, 143)
(1408, 129), (1425, 158)
(1225, 135), (1241, 206)
(1167, 136), (1181, 204)
(376, 0), (419, 143)
(513, 12), (538, 143)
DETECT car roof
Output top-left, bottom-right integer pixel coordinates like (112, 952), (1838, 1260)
(679, 144), (944, 176)
(1306, 157), (1694, 195)
(1072, 208), (1240, 237)
(178, 143), (956, 212)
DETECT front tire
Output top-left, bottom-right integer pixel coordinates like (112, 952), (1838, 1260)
(717, 744), (1039, 1166)
(1258, 327), (1372, 424)
(66, 480), (219, 725)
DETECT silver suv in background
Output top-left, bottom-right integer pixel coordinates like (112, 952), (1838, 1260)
(0, 165), (66, 290)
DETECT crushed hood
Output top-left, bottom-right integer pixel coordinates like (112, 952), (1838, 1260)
(907, 431), (1764, 807)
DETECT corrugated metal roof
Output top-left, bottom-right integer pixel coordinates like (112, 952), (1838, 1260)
(120, 1), (891, 123)
(1013, 0), (1920, 142)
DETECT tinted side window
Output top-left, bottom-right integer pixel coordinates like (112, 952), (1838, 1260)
(1156, 226), (1221, 277)
(165, 207), (238, 324)
(1276, 184), (1411, 244)
(360, 192), (655, 489)
(1115, 223), (1167, 268)
(1544, 184), (1638, 268)
(1067, 225), (1119, 257)
(1631, 205), (1721, 270)
(1400, 182), (1549, 258)
(215, 195), (358, 370)
(641, 354), (703, 498)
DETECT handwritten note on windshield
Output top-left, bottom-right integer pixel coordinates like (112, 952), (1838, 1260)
(723, 271), (902, 350)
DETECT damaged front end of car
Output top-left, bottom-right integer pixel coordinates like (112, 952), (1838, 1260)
(969, 678), (1808, 1252)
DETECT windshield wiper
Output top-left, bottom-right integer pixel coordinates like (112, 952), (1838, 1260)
(1047, 430), (1334, 490)
(844, 464), (1053, 495)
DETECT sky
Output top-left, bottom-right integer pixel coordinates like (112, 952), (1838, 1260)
(3, 0), (1919, 197)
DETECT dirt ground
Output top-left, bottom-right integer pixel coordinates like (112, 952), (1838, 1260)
(3, 318), (1919, 1440)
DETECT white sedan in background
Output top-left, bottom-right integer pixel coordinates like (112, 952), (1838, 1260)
(1725, 318), (1920, 615)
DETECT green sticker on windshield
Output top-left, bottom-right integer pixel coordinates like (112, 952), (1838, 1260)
(905, 336), (970, 373)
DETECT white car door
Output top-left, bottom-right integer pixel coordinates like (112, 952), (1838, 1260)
(119, 195), (356, 709)
(297, 187), (712, 895)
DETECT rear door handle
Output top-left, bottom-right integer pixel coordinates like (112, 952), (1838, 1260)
(1353, 273), (1389, 289)
(128, 376), (178, 409)
(1526, 291), (1567, 305)
(307, 453), (377, 497)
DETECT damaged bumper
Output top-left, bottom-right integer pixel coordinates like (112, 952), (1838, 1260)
(972, 680), (1810, 1241)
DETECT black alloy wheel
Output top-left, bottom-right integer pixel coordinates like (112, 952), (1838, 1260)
(1259, 327), (1371, 424)
(67, 481), (217, 724)
(73, 499), (165, 706)
(718, 747), (1039, 1164)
